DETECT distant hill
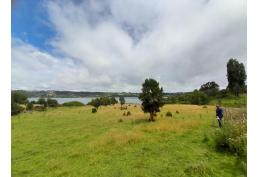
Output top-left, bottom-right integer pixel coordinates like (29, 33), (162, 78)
(11, 90), (176, 98)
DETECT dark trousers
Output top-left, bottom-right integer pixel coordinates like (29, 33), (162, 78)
(217, 118), (223, 128)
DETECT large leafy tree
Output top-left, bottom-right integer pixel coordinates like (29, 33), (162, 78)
(199, 81), (219, 97)
(119, 96), (125, 108)
(11, 91), (28, 115)
(227, 58), (246, 96)
(139, 78), (164, 121)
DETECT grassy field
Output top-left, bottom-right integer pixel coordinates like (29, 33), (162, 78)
(12, 104), (246, 177)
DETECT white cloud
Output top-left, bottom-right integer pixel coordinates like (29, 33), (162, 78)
(12, 0), (246, 92)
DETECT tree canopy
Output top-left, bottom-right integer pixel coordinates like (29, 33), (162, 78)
(199, 81), (219, 97)
(138, 78), (164, 121)
(227, 58), (246, 96)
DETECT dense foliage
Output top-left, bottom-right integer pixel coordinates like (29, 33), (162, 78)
(11, 92), (28, 115)
(139, 78), (164, 121)
(88, 97), (118, 109)
(47, 98), (59, 107)
(199, 81), (219, 97)
(119, 96), (125, 108)
(227, 58), (246, 96)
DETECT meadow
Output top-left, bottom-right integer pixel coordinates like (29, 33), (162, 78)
(12, 104), (246, 177)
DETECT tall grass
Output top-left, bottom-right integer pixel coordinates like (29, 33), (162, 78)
(213, 108), (247, 172)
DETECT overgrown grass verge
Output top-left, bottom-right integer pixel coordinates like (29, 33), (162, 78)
(212, 108), (247, 173)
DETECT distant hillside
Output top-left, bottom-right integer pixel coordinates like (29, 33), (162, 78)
(11, 90), (175, 98)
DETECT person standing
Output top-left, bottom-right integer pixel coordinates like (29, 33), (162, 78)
(216, 105), (223, 128)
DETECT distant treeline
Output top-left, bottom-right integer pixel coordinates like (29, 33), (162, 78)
(11, 90), (174, 98)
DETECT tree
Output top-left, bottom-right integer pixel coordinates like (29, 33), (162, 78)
(119, 96), (125, 109)
(11, 91), (28, 115)
(37, 98), (47, 107)
(47, 98), (58, 107)
(227, 58), (246, 96)
(138, 78), (164, 121)
(199, 81), (219, 97)
(190, 90), (209, 105)
(26, 102), (33, 111)
(11, 92), (28, 104)
(110, 97), (118, 105)
(88, 98), (101, 109)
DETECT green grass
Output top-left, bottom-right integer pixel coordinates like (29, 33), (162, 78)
(12, 104), (246, 177)
(209, 94), (247, 108)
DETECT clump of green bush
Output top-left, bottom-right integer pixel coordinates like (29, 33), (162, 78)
(118, 118), (123, 123)
(62, 101), (84, 107)
(176, 110), (179, 114)
(166, 111), (172, 117)
(92, 108), (97, 113)
(203, 105), (207, 108)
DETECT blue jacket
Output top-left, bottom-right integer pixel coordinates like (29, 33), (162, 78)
(216, 107), (223, 118)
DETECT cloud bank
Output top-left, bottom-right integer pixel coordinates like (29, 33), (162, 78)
(12, 0), (246, 92)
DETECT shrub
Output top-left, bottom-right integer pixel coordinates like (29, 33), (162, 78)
(26, 102), (33, 111)
(47, 98), (58, 107)
(176, 110), (179, 114)
(11, 102), (24, 115)
(123, 112), (126, 116)
(118, 118), (123, 123)
(37, 98), (47, 107)
(166, 111), (172, 117)
(33, 105), (46, 111)
(62, 101), (84, 107)
(92, 108), (97, 113)
(127, 111), (131, 116)
(203, 105), (207, 108)
(213, 108), (247, 160)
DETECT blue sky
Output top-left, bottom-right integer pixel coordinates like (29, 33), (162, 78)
(11, 0), (246, 92)
(12, 0), (55, 51)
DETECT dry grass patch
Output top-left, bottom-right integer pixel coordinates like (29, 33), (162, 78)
(89, 129), (143, 149)
(139, 119), (201, 133)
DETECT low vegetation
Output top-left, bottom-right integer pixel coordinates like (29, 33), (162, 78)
(62, 101), (84, 107)
(212, 108), (247, 172)
(12, 104), (246, 177)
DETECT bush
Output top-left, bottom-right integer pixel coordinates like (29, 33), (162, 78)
(26, 102), (33, 111)
(33, 105), (46, 111)
(123, 112), (126, 116)
(213, 108), (247, 160)
(92, 108), (97, 113)
(190, 90), (209, 105)
(127, 111), (131, 116)
(176, 110), (179, 114)
(37, 98), (47, 107)
(166, 111), (172, 117)
(202, 105), (207, 108)
(62, 101), (84, 107)
(11, 102), (24, 115)
(47, 98), (58, 107)
(118, 118), (123, 123)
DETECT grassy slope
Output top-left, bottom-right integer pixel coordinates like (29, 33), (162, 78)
(209, 94), (247, 108)
(12, 105), (245, 177)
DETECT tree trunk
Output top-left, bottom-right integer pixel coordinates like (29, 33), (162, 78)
(149, 112), (155, 121)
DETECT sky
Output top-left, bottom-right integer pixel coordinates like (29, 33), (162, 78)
(11, 0), (246, 92)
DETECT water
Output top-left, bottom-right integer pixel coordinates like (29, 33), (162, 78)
(28, 97), (141, 104)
